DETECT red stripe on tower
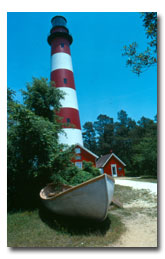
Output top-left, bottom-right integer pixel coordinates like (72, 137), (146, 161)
(51, 37), (71, 55)
(57, 108), (81, 129)
(51, 69), (76, 89)
(48, 16), (83, 146)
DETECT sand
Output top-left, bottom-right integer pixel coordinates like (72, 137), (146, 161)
(109, 179), (157, 247)
(115, 179), (157, 195)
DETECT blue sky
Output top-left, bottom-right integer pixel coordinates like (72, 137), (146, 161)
(7, 12), (157, 126)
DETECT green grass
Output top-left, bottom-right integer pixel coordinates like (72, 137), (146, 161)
(7, 208), (126, 247)
(8, 183), (157, 247)
(111, 184), (157, 221)
(113, 184), (157, 204)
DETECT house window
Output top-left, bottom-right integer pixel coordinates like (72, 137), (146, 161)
(61, 43), (64, 48)
(66, 118), (71, 123)
(75, 155), (81, 160)
(64, 78), (67, 84)
(75, 162), (82, 169)
(75, 148), (81, 154)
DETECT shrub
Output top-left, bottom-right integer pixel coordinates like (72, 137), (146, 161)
(69, 171), (94, 186)
(82, 161), (100, 177)
(68, 161), (100, 186)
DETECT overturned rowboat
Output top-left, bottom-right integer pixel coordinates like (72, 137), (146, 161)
(39, 174), (115, 221)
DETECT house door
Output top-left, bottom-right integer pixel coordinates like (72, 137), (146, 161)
(111, 164), (117, 177)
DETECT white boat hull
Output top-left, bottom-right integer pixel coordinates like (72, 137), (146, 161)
(40, 174), (115, 221)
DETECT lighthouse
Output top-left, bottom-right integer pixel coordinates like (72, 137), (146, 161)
(48, 16), (83, 146)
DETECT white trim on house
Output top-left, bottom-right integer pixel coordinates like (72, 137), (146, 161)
(111, 153), (126, 166)
(102, 153), (126, 168)
(75, 143), (99, 159)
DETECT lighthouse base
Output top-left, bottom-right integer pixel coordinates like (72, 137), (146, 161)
(58, 128), (83, 146)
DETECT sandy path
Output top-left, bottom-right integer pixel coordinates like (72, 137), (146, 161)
(109, 179), (157, 247)
(112, 214), (157, 247)
(115, 179), (157, 195)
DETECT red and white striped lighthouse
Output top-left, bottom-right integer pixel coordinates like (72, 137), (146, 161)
(48, 16), (83, 146)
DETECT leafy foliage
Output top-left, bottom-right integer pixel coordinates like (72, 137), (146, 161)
(94, 114), (114, 155)
(82, 110), (157, 177)
(122, 12), (157, 75)
(22, 77), (64, 123)
(7, 79), (74, 210)
(7, 100), (74, 209)
(82, 161), (100, 176)
(69, 161), (100, 186)
(83, 122), (97, 153)
(70, 171), (96, 186)
(142, 12), (157, 50)
(8, 78), (102, 211)
(50, 159), (80, 185)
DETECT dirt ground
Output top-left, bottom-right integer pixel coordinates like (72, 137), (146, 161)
(111, 206), (157, 247)
(109, 180), (157, 248)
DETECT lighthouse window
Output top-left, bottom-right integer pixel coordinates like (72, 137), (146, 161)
(61, 43), (64, 48)
(64, 78), (67, 84)
(66, 118), (71, 123)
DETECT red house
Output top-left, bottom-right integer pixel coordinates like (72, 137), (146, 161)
(96, 152), (126, 177)
(72, 144), (99, 169)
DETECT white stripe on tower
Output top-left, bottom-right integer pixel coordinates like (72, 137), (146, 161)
(59, 128), (83, 146)
(58, 87), (79, 110)
(48, 15), (83, 146)
(51, 53), (73, 72)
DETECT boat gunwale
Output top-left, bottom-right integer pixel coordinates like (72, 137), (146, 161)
(40, 173), (115, 201)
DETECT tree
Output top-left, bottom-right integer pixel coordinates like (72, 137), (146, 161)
(82, 122), (97, 154)
(117, 110), (129, 126)
(82, 110), (157, 177)
(112, 110), (136, 169)
(122, 12), (157, 75)
(7, 78), (74, 210)
(94, 114), (114, 155)
(132, 132), (157, 177)
(8, 78), (102, 211)
(7, 88), (17, 129)
(22, 77), (64, 123)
